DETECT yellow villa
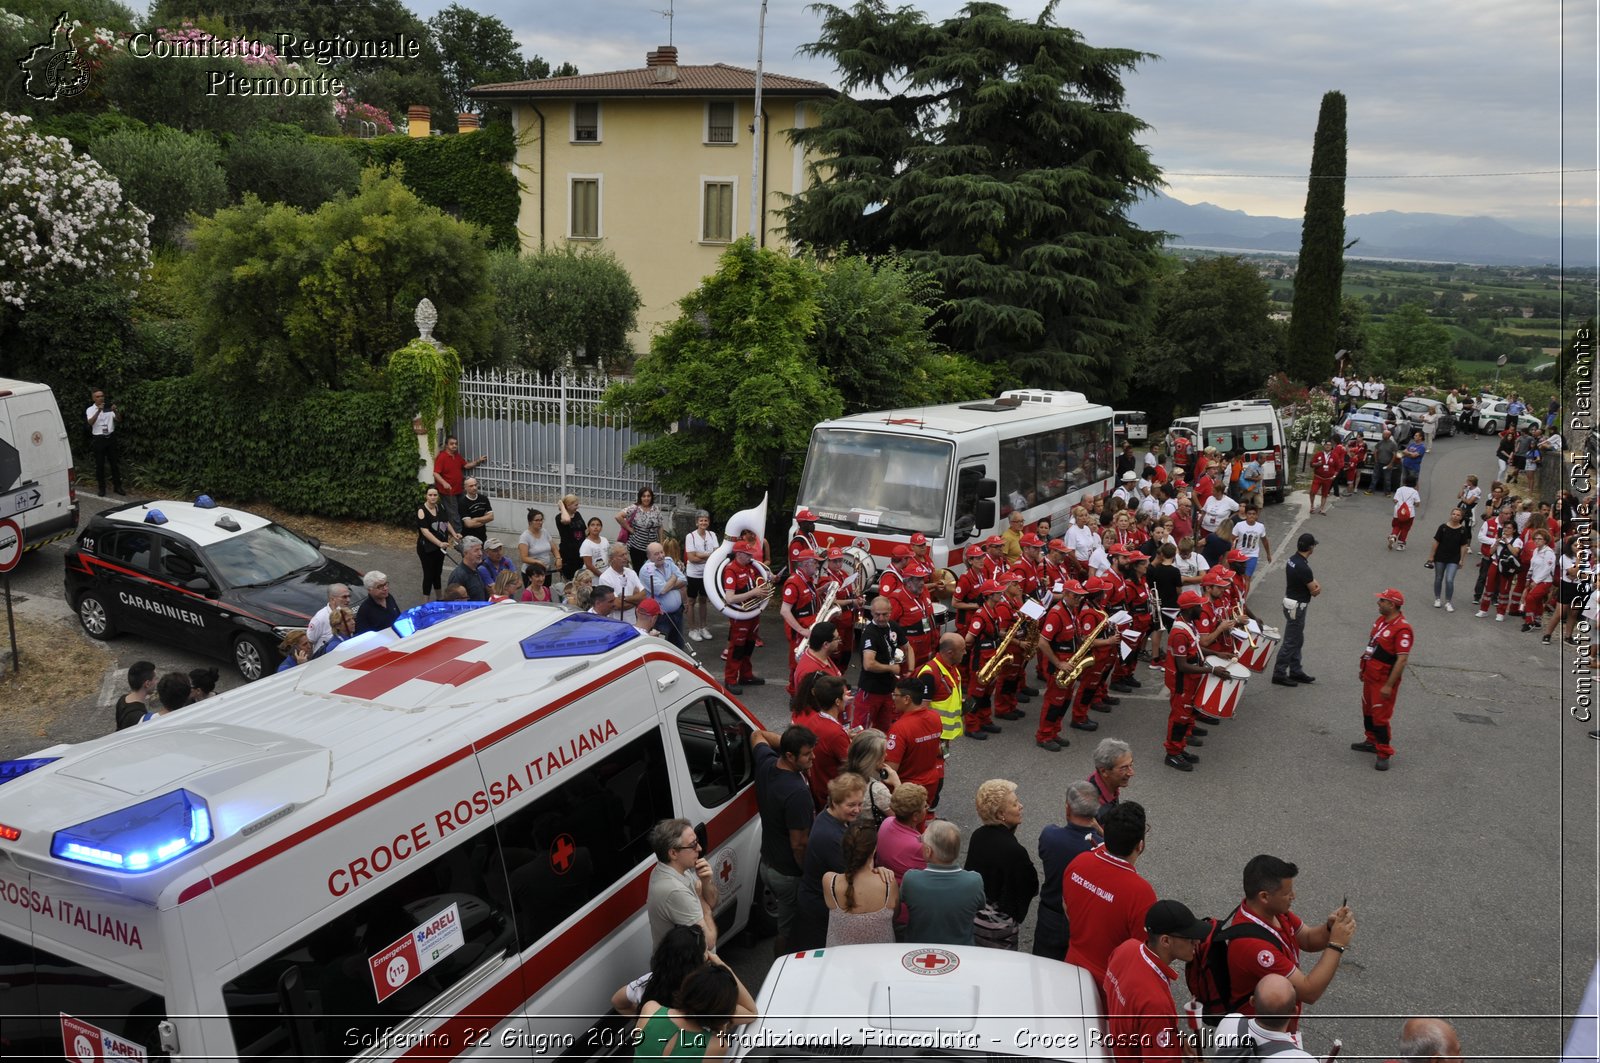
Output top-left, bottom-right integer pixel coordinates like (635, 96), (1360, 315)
(472, 46), (837, 350)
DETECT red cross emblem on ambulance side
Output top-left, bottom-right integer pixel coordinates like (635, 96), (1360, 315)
(334, 637), (491, 699)
(550, 834), (576, 874)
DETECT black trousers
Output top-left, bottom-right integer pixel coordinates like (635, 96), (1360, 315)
(91, 434), (122, 494)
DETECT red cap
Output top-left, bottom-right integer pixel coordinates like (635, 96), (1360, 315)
(982, 535), (1005, 548)
(637, 598), (662, 616)
(891, 544), (914, 558)
(904, 562), (931, 579)
(999, 571), (1022, 585)
(1060, 579), (1088, 596)
(1019, 533), (1045, 549)
(977, 579), (1006, 596)
(909, 532), (928, 546)
(1202, 568), (1232, 586)
(1106, 543), (1130, 557)
(732, 540), (754, 555)
(1226, 549), (1250, 563)
(826, 546), (845, 561)
(964, 544), (985, 559)
(792, 547), (818, 563)
(1047, 538), (1069, 553)
(795, 507), (818, 522)
(1084, 577), (1107, 594)
(1376, 587), (1405, 606)
(1177, 589), (1205, 608)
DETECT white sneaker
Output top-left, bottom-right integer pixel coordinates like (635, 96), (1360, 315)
(695, 628), (711, 641)
(1433, 599), (1442, 608)
(1474, 610), (1488, 618)
(1445, 602), (1455, 612)
(1495, 614), (1505, 622)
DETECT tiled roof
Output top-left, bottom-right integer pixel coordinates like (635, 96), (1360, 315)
(471, 63), (835, 97)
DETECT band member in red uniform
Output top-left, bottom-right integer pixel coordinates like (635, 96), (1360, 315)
(955, 544), (989, 621)
(1111, 552), (1153, 689)
(1162, 591), (1231, 772)
(1309, 441), (1339, 516)
(1352, 587), (1414, 771)
(780, 549), (821, 695)
(982, 534), (1008, 575)
(908, 531), (932, 568)
(789, 507), (821, 564)
(962, 579), (1010, 738)
(1011, 534), (1046, 599)
(1045, 539), (1073, 600)
(818, 546), (863, 668)
(992, 576), (1032, 720)
(1070, 577), (1124, 720)
(720, 541), (770, 694)
(879, 543), (915, 598)
(1034, 579), (1087, 751)
(889, 562), (937, 668)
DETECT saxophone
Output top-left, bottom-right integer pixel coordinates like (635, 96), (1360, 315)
(1054, 615), (1110, 687)
(976, 613), (1030, 686)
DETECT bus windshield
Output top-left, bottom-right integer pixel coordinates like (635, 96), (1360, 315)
(796, 430), (953, 536)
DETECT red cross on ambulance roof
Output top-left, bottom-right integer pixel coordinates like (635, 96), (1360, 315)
(333, 637), (491, 699)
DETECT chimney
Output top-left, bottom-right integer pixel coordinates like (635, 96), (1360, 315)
(457, 112), (480, 133)
(406, 105), (431, 138)
(646, 45), (679, 83)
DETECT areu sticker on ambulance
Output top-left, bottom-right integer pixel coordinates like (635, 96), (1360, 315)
(61, 1012), (148, 1061)
(367, 900), (465, 1003)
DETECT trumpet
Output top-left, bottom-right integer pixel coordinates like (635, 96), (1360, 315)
(977, 613), (1031, 686)
(1054, 615), (1109, 687)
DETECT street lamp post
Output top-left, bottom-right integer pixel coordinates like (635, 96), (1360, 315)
(749, 0), (768, 240)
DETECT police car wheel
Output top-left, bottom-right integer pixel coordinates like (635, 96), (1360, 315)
(76, 592), (117, 640)
(234, 633), (273, 682)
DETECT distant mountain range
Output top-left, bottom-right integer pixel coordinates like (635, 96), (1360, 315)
(1129, 191), (1591, 267)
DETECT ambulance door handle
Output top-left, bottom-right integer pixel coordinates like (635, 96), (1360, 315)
(657, 669), (681, 691)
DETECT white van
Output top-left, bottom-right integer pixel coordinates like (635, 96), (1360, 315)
(1196, 399), (1289, 503)
(0, 377), (78, 551)
(0, 603), (764, 1061)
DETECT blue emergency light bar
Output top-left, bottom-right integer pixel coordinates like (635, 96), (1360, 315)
(52, 789), (214, 872)
(520, 613), (637, 659)
(0, 757), (58, 786)
(391, 599), (490, 638)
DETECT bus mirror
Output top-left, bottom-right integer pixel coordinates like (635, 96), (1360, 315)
(977, 478), (997, 499)
(976, 500), (996, 529)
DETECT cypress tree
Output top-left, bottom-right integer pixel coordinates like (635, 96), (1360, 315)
(1287, 90), (1348, 384)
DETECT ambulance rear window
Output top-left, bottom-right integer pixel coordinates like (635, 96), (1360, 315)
(0, 934), (168, 1059)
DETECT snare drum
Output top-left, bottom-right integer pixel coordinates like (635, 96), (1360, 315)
(1196, 655), (1251, 718)
(1236, 628), (1283, 673)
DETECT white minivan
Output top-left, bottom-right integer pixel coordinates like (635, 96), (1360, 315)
(0, 377), (78, 551)
(0, 602), (764, 1061)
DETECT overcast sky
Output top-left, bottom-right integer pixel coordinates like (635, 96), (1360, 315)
(418, 0), (1598, 236)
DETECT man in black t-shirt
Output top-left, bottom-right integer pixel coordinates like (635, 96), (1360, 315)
(459, 477), (494, 536)
(113, 660), (157, 731)
(855, 597), (909, 733)
(1273, 533), (1320, 687)
(751, 725), (816, 956)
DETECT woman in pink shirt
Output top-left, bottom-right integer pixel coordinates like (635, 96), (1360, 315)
(876, 782), (930, 927)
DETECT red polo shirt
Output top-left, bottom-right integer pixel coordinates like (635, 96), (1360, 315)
(433, 448), (466, 497)
(1063, 845), (1156, 987)
(792, 708), (850, 810)
(1226, 905), (1305, 1026)
(1103, 939), (1186, 1062)
(885, 707), (944, 790)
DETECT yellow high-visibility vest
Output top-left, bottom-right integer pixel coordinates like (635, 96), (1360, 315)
(920, 658), (965, 741)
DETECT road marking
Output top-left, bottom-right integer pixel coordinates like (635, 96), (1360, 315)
(97, 666), (124, 706)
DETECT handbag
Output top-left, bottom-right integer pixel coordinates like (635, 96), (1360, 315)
(973, 902), (1020, 951)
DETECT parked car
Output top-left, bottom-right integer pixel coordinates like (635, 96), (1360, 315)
(1476, 400), (1543, 434)
(1355, 402), (1425, 441)
(1332, 414), (1387, 488)
(64, 497), (364, 680)
(1399, 396), (1456, 437)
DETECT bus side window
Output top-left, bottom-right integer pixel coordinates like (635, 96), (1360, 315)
(677, 697), (754, 807)
(221, 821), (514, 1059)
(952, 466), (987, 541)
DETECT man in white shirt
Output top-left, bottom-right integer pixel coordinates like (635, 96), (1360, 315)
(1390, 477), (1423, 551)
(1211, 974), (1316, 1061)
(84, 389), (124, 496)
(597, 544), (646, 624)
(1135, 483), (1161, 523)
(1067, 515), (1100, 564)
(1173, 538), (1210, 584)
(1230, 505), (1273, 577)
(1363, 376), (1383, 401)
(1113, 470), (1139, 507)
(305, 583), (351, 653)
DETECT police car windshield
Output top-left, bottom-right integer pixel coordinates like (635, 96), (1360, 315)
(797, 430), (953, 536)
(203, 522), (325, 587)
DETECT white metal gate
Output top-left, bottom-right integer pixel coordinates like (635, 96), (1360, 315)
(454, 367), (678, 509)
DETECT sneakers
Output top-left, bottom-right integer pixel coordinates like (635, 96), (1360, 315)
(1520, 622), (1533, 632)
(1433, 599), (1442, 608)
(1069, 719), (1100, 732)
(1387, 535), (1396, 551)
(1445, 602), (1455, 612)
(1164, 754), (1194, 772)
(1037, 739), (1064, 752)
(1194, 710), (1223, 725)
(1180, 751), (1200, 763)
(1495, 614), (1505, 623)
(1186, 737), (1204, 747)
(1474, 609), (1488, 618)
(1396, 541), (1406, 551)
(1091, 699), (1117, 712)
(1541, 634), (1553, 644)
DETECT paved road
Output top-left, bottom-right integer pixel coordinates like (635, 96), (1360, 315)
(6, 439), (1589, 1059)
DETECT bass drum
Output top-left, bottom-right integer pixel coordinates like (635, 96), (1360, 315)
(703, 494), (774, 622)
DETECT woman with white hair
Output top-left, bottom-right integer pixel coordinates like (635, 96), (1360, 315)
(354, 571), (400, 633)
(963, 779), (1038, 928)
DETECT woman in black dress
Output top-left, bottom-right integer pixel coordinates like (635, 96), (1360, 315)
(964, 778), (1039, 931)
(416, 487), (459, 599)
(555, 493), (587, 583)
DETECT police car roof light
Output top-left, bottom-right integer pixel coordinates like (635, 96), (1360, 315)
(144, 509), (169, 525)
(194, 494), (216, 509)
(0, 757), (58, 786)
(520, 613), (638, 659)
(390, 599), (490, 638)
(51, 788), (214, 873)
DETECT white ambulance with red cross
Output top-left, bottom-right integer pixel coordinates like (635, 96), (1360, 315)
(0, 604), (765, 1060)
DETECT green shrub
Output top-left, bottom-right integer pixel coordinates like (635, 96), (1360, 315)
(224, 129), (361, 210)
(96, 50), (338, 137)
(334, 122), (519, 248)
(487, 246), (641, 372)
(90, 124), (228, 245)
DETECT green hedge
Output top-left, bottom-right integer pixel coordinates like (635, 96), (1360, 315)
(329, 123), (520, 248)
(121, 376), (425, 524)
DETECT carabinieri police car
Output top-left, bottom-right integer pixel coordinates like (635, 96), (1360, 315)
(63, 498), (363, 681)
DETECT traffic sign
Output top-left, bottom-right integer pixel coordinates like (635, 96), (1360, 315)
(0, 518), (21, 574)
(0, 485), (42, 519)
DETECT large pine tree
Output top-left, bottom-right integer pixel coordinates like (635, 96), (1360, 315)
(783, 0), (1164, 393)
(1287, 90), (1348, 384)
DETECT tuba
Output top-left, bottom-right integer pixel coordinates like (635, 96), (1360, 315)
(703, 494), (776, 622)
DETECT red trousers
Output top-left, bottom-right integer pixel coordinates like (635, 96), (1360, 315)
(1479, 567), (1516, 616)
(1360, 671), (1399, 759)
(1071, 649), (1117, 717)
(1164, 686), (1195, 756)
(853, 690), (895, 733)
(1522, 581), (1552, 620)
(1391, 516), (1415, 543)
(965, 660), (1020, 731)
(1035, 676), (1076, 743)
(723, 618), (758, 687)
(1312, 476), (1333, 500)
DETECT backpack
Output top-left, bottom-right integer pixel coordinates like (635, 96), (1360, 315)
(972, 902), (1020, 951)
(1396, 500), (1413, 521)
(1211, 1029), (1309, 1061)
(1183, 910), (1281, 1026)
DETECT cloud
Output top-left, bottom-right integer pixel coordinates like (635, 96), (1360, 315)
(435, 0), (1597, 229)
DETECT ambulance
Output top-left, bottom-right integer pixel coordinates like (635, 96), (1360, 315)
(0, 603), (765, 1061)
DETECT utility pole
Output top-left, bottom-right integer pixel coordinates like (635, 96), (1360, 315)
(749, 0), (767, 240)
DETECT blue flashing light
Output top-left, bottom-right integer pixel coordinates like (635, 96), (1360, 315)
(391, 599), (489, 638)
(0, 757), (58, 786)
(52, 789), (214, 873)
(194, 494), (216, 509)
(143, 509), (168, 525)
(520, 613), (638, 660)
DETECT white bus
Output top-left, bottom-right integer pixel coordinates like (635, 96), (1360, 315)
(793, 389), (1114, 572)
